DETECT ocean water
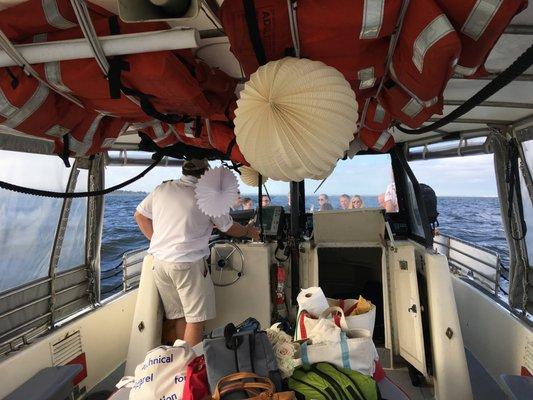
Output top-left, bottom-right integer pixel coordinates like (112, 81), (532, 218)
(99, 193), (509, 294)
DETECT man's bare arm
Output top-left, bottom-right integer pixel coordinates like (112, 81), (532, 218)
(225, 222), (260, 241)
(134, 211), (154, 240)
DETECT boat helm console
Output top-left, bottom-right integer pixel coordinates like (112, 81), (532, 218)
(228, 206), (287, 240)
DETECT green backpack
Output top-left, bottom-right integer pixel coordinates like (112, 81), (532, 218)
(288, 362), (381, 400)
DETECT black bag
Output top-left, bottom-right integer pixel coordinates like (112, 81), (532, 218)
(419, 183), (439, 227)
(203, 319), (283, 396)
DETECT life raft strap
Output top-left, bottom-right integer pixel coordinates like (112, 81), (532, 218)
(242, 0), (267, 66)
(397, 44), (533, 135)
(105, 16), (191, 125)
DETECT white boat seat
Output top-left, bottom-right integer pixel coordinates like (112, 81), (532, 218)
(4, 365), (82, 400)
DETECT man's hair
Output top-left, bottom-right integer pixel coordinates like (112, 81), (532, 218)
(243, 197), (253, 204)
(340, 194), (350, 200)
(319, 193), (330, 201)
(182, 159), (209, 178)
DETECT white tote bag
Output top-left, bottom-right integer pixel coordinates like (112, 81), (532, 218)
(328, 298), (376, 336)
(298, 332), (378, 377)
(121, 339), (196, 400)
(295, 306), (374, 340)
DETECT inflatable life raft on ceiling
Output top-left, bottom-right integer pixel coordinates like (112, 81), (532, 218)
(221, 0), (527, 153)
(0, 0), (527, 180)
(0, 0), (247, 164)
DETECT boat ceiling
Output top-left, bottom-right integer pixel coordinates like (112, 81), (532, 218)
(0, 0), (531, 152)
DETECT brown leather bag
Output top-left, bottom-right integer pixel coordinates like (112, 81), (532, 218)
(211, 372), (295, 400)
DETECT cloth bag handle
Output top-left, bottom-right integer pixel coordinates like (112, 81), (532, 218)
(212, 372), (275, 400)
(319, 306), (349, 331)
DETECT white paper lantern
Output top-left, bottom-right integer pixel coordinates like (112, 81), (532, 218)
(234, 57), (358, 182)
(240, 166), (268, 187)
(195, 166), (239, 218)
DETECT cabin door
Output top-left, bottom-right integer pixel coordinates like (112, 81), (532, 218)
(391, 243), (427, 375)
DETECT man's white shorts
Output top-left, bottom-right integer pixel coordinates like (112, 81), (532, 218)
(152, 257), (216, 323)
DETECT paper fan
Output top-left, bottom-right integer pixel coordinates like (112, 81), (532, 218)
(234, 57), (358, 182)
(195, 166), (239, 218)
(240, 166), (268, 187)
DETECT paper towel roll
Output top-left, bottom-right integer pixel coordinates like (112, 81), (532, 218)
(297, 287), (329, 318)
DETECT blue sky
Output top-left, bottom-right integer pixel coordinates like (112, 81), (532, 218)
(0, 150), (498, 197)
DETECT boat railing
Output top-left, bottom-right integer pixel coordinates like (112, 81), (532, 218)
(122, 247), (148, 291)
(434, 234), (509, 296)
(0, 264), (92, 356)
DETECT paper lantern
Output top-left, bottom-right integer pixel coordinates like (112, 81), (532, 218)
(195, 166), (239, 218)
(234, 57), (358, 182)
(240, 166), (268, 187)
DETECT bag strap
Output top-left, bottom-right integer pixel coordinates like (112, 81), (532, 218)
(220, 382), (273, 397)
(319, 306), (349, 331)
(242, 0), (267, 66)
(340, 332), (351, 370)
(212, 373), (275, 399)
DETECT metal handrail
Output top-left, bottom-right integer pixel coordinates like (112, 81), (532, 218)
(122, 247), (148, 291)
(0, 264), (86, 301)
(0, 281), (88, 320)
(435, 234), (506, 295)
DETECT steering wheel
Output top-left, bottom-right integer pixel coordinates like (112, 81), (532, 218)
(207, 240), (245, 286)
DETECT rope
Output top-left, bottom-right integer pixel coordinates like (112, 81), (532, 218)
(397, 44), (533, 135)
(0, 153), (163, 198)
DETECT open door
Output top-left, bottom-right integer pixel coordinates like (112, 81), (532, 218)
(390, 243), (427, 375)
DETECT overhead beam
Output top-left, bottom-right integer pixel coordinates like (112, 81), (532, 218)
(199, 29), (225, 39)
(408, 144), (491, 161)
(443, 100), (533, 109)
(400, 127), (492, 147)
(504, 25), (533, 35)
(513, 113), (533, 129)
(451, 73), (533, 81)
(427, 118), (512, 125)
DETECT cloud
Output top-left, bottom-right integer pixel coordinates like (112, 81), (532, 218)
(409, 154), (497, 197)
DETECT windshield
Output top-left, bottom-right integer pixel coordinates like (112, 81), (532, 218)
(236, 154), (397, 213)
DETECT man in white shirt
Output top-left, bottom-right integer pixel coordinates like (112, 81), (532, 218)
(134, 159), (260, 346)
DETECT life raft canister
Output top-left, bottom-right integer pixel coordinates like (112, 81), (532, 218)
(359, 129), (395, 153)
(379, 81), (444, 129)
(27, 16), (237, 121)
(359, 98), (391, 133)
(0, 0), (110, 42)
(142, 120), (248, 165)
(436, 0), (528, 76)
(53, 108), (130, 156)
(29, 17), (170, 120)
(0, 0), (243, 162)
(357, 99), (395, 153)
(389, 0), (461, 106)
(0, 66), (62, 138)
(219, 0), (401, 96)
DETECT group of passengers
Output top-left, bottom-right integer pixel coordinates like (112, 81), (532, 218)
(319, 193), (364, 211)
(232, 183), (398, 213)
